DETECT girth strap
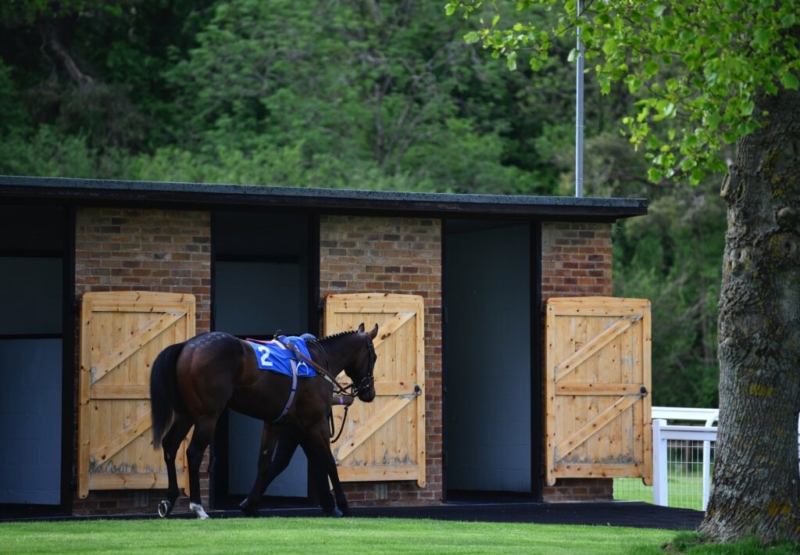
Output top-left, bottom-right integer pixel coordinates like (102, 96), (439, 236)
(273, 359), (299, 423)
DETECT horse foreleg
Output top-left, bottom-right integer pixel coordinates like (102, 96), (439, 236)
(306, 427), (348, 517)
(239, 423), (295, 517)
(158, 414), (193, 518)
(185, 416), (217, 519)
(239, 424), (274, 517)
(299, 435), (338, 515)
(324, 452), (349, 516)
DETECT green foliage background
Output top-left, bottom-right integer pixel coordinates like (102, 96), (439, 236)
(0, 0), (724, 408)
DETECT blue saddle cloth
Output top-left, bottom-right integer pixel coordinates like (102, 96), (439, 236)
(246, 336), (316, 378)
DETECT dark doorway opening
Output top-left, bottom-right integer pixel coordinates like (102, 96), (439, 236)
(211, 211), (317, 510)
(0, 204), (71, 517)
(443, 220), (541, 503)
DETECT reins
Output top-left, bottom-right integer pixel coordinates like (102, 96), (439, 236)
(285, 341), (352, 396)
(329, 401), (349, 443)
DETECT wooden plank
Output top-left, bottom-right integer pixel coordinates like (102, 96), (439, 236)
(553, 315), (641, 381)
(332, 313), (415, 350)
(641, 304), (653, 485)
(77, 403), (92, 497)
(326, 301), (421, 314)
(83, 291), (193, 303)
(373, 381), (422, 397)
(544, 296), (558, 487)
(556, 383), (645, 395)
(412, 304), (426, 488)
(372, 312), (415, 348)
(337, 465), (419, 482)
(88, 473), (162, 490)
(550, 465), (648, 480)
(86, 301), (195, 313)
(83, 291), (195, 311)
(415, 394), (426, 487)
(547, 296), (650, 314)
(555, 385), (641, 460)
(78, 295), (98, 499)
(90, 411), (151, 466)
(329, 383), (419, 406)
(91, 385), (150, 399)
(90, 312), (185, 385)
(325, 293), (424, 316)
(333, 395), (413, 462)
(547, 307), (644, 317)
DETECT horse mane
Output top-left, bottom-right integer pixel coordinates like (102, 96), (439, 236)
(310, 329), (361, 344)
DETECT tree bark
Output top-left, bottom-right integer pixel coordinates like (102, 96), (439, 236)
(699, 87), (800, 543)
(39, 19), (94, 91)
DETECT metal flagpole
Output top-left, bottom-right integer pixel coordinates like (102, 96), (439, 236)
(575, 0), (584, 198)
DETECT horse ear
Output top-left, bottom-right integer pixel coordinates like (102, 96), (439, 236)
(368, 323), (378, 340)
(358, 323), (365, 332)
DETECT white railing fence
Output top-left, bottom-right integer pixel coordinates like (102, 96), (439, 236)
(651, 406), (719, 427)
(650, 406), (719, 511)
(652, 418), (717, 510)
(621, 407), (800, 511)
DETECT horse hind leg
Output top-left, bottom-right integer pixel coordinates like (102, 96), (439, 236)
(185, 415), (219, 519)
(158, 414), (193, 518)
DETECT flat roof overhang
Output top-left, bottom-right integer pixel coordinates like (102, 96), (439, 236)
(0, 175), (647, 222)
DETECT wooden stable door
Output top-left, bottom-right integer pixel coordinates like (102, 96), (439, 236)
(78, 291), (195, 498)
(325, 293), (426, 487)
(545, 297), (652, 486)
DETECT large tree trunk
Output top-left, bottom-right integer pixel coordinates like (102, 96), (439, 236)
(699, 88), (800, 543)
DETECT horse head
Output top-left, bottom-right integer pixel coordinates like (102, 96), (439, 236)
(347, 323), (378, 403)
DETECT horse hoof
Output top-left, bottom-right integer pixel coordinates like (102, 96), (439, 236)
(157, 500), (172, 518)
(190, 502), (210, 520)
(239, 499), (259, 518)
(323, 507), (344, 518)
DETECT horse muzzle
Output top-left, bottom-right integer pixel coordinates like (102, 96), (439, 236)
(356, 377), (376, 402)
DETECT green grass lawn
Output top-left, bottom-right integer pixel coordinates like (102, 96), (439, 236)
(0, 517), (675, 555)
(614, 473), (705, 511)
(2, 516), (798, 554)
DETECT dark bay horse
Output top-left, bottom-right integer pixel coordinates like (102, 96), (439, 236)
(150, 324), (378, 519)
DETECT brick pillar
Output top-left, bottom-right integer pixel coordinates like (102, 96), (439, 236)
(72, 207), (211, 515)
(540, 221), (614, 502)
(319, 215), (443, 506)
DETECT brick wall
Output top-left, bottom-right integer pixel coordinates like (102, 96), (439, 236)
(74, 208), (211, 327)
(541, 222), (613, 299)
(72, 207), (211, 516)
(319, 215), (443, 506)
(540, 221), (614, 502)
(541, 478), (614, 503)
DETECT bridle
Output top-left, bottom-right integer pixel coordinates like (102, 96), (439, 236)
(287, 337), (374, 398)
(347, 338), (376, 398)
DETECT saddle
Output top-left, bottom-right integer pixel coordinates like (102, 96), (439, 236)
(245, 336), (316, 378)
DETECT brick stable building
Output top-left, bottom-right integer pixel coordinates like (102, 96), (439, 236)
(0, 175), (647, 518)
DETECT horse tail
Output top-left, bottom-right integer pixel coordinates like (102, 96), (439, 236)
(149, 342), (186, 450)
